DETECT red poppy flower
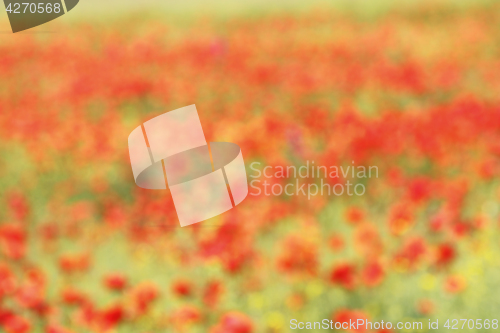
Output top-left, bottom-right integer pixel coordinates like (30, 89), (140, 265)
(329, 263), (357, 290)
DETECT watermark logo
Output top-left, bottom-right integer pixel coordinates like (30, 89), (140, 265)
(128, 105), (248, 227)
(3, 0), (79, 33)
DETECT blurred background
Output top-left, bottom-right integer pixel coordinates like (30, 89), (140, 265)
(1, 0), (500, 332)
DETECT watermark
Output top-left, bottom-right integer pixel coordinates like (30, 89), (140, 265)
(290, 318), (423, 331)
(249, 161), (378, 199)
(128, 105), (248, 227)
(290, 318), (500, 330)
(3, 0), (79, 33)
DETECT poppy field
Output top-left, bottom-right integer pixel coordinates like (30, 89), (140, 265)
(1, 1), (500, 332)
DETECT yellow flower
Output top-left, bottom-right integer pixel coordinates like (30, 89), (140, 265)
(419, 274), (436, 290)
(248, 293), (264, 309)
(267, 312), (285, 329)
(306, 281), (323, 299)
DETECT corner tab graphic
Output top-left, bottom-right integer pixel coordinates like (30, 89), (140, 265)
(3, 0), (79, 33)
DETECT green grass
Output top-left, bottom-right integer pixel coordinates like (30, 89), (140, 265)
(1, 0), (499, 33)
